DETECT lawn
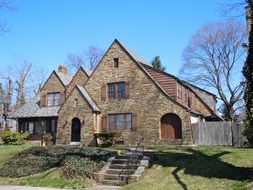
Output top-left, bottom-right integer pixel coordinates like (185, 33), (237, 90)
(122, 146), (253, 190)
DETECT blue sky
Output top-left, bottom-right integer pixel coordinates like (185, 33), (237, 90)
(0, 0), (244, 76)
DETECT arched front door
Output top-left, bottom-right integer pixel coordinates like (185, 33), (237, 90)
(161, 113), (182, 139)
(71, 118), (81, 142)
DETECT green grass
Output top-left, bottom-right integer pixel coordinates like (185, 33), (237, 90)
(122, 146), (253, 190)
(0, 144), (33, 166)
(0, 168), (90, 189)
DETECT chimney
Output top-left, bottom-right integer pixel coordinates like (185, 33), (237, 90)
(58, 64), (68, 75)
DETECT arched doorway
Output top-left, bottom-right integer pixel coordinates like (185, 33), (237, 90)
(160, 113), (182, 139)
(71, 117), (81, 142)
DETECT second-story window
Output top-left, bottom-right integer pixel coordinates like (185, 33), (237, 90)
(108, 82), (125, 99)
(47, 93), (61, 106)
(177, 84), (182, 99)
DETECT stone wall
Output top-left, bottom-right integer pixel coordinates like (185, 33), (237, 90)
(85, 41), (193, 145)
(57, 87), (96, 145)
(40, 72), (66, 96)
(66, 68), (89, 97)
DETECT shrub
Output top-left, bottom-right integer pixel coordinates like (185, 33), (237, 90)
(0, 146), (112, 178)
(61, 156), (105, 179)
(94, 132), (122, 146)
(0, 130), (29, 145)
(43, 133), (53, 146)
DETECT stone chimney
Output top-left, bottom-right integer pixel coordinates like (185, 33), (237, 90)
(58, 64), (68, 75)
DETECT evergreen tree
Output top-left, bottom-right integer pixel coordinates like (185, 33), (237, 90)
(243, 0), (253, 146)
(151, 56), (166, 72)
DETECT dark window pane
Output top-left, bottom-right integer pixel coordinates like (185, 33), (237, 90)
(108, 84), (116, 99)
(117, 82), (125, 98)
(126, 114), (132, 129)
(117, 114), (124, 129)
(109, 115), (115, 130)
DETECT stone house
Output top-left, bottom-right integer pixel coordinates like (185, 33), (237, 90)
(11, 39), (221, 145)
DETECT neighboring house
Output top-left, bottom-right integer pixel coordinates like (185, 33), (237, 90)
(11, 39), (221, 145)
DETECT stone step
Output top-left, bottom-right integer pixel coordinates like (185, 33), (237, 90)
(103, 174), (128, 181)
(111, 159), (128, 164)
(115, 155), (131, 159)
(106, 169), (135, 175)
(101, 179), (127, 186)
(109, 164), (138, 170)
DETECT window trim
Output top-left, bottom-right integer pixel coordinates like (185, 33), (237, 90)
(108, 113), (132, 131)
(107, 82), (126, 99)
(47, 92), (61, 106)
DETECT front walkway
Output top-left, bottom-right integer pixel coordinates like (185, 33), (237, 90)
(0, 185), (120, 190)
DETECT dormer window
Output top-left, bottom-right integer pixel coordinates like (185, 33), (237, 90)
(114, 58), (119, 68)
(47, 93), (61, 106)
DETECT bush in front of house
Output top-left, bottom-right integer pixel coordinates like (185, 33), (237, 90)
(94, 132), (122, 147)
(0, 130), (29, 145)
(0, 146), (112, 178)
(61, 156), (105, 179)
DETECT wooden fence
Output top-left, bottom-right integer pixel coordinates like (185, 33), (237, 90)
(192, 122), (247, 147)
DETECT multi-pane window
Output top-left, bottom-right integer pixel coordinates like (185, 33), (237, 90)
(177, 84), (182, 99)
(108, 113), (132, 130)
(108, 82), (126, 99)
(47, 93), (61, 106)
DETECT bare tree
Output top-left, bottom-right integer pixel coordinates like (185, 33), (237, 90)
(66, 53), (85, 73)
(85, 46), (104, 71)
(180, 21), (246, 121)
(15, 61), (32, 108)
(66, 46), (104, 73)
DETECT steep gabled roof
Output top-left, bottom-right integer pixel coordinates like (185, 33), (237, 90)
(55, 71), (73, 86)
(9, 95), (59, 119)
(67, 67), (89, 87)
(114, 39), (216, 115)
(58, 85), (100, 113)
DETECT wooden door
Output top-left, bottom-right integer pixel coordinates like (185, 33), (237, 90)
(71, 118), (81, 142)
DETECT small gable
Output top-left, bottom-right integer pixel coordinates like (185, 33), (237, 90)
(66, 67), (89, 97)
(40, 71), (66, 94)
(59, 85), (100, 115)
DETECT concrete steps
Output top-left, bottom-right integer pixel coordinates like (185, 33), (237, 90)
(93, 149), (150, 186)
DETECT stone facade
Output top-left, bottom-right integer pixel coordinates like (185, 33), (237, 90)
(66, 68), (89, 97)
(40, 72), (66, 96)
(57, 87), (97, 145)
(84, 41), (193, 145)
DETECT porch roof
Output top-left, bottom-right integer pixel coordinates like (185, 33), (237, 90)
(9, 95), (59, 119)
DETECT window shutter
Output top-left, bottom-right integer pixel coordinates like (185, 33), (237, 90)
(131, 113), (137, 131)
(41, 94), (47, 107)
(101, 114), (108, 132)
(60, 93), (65, 105)
(125, 81), (130, 99)
(101, 84), (107, 101)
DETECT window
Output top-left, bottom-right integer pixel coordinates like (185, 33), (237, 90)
(108, 82), (126, 99)
(51, 119), (56, 132)
(28, 122), (34, 134)
(114, 58), (119, 68)
(47, 93), (61, 106)
(108, 113), (132, 130)
(188, 97), (192, 108)
(117, 82), (125, 98)
(177, 84), (182, 99)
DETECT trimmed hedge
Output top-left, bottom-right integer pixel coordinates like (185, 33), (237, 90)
(0, 131), (29, 145)
(0, 146), (112, 178)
